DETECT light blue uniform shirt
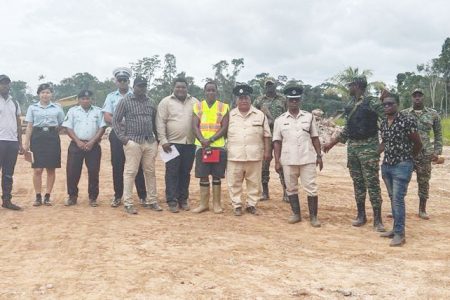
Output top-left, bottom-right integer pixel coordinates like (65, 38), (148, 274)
(102, 89), (133, 115)
(25, 102), (65, 127)
(62, 105), (106, 141)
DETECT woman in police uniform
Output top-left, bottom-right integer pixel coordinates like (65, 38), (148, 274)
(24, 83), (65, 206)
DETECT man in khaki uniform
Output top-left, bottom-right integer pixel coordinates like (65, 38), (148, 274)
(227, 84), (271, 216)
(273, 84), (323, 227)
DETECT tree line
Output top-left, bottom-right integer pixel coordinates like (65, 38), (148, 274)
(9, 37), (450, 117)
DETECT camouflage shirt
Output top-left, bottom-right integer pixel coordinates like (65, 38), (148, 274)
(338, 95), (385, 146)
(254, 94), (286, 127)
(401, 107), (443, 156)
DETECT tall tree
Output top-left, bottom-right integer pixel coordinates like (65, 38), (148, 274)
(212, 58), (244, 104)
(130, 55), (161, 85)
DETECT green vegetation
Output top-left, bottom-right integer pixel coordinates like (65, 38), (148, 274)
(441, 118), (450, 146)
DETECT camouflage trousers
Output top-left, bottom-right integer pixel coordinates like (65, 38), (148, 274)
(262, 159), (287, 188)
(347, 144), (382, 209)
(414, 155), (432, 200)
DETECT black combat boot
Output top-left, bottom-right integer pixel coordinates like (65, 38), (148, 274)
(1, 194), (21, 210)
(307, 196), (321, 227)
(352, 202), (367, 227)
(261, 183), (269, 201)
(288, 194), (301, 224)
(373, 207), (386, 232)
(419, 197), (429, 220)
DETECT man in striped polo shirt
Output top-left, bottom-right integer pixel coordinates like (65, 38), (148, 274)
(112, 76), (162, 214)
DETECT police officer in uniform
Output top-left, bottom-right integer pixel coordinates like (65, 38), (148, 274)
(63, 90), (106, 207)
(273, 84), (323, 227)
(324, 76), (386, 232)
(227, 84), (271, 216)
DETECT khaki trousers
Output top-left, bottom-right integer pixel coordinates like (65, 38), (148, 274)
(283, 163), (318, 196)
(123, 141), (158, 207)
(227, 160), (263, 208)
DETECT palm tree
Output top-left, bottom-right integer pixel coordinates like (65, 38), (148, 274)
(326, 67), (375, 100)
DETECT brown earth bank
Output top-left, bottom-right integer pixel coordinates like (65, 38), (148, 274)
(1, 136), (449, 299)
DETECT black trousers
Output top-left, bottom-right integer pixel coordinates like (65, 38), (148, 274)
(66, 141), (101, 200)
(165, 144), (195, 207)
(0, 140), (19, 199)
(109, 130), (146, 199)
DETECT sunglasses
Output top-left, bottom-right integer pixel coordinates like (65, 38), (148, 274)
(383, 102), (396, 107)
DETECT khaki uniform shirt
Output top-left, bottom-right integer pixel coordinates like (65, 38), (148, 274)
(273, 110), (319, 166)
(156, 94), (199, 145)
(227, 106), (271, 161)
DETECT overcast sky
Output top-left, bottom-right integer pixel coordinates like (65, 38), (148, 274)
(1, 0), (449, 91)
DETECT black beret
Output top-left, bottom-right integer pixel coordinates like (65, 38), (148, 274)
(283, 84), (304, 98)
(78, 89), (93, 98)
(233, 84), (253, 96)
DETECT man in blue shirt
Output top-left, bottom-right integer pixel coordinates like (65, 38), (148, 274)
(63, 90), (106, 207)
(102, 67), (147, 207)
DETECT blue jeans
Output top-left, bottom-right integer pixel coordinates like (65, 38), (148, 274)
(381, 160), (414, 236)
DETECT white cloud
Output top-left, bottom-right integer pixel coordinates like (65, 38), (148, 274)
(1, 0), (449, 91)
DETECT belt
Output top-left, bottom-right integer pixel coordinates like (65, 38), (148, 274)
(34, 126), (57, 132)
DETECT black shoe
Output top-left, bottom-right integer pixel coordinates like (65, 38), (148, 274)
(111, 197), (121, 208)
(33, 194), (42, 207)
(180, 203), (190, 211)
(64, 196), (77, 206)
(390, 234), (406, 247)
(124, 205), (138, 214)
(89, 199), (98, 207)
(234, 207), (242, 216)
(168, 205), (179, 213)
(1, 196), (22, 211)
(373, 207), (385, 232)
(43, 194), (52, 206)
(246, 206), (258, 215)
(380, 230), (394, 238)
(352, 202), (367, 227)
(148, 202), (163, 211)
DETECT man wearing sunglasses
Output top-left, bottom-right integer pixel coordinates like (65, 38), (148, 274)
(102, 67), (147, 208)
(379, 92), (422, 246)
(401, 89), (442, 220)
(323, 76), (386, 232)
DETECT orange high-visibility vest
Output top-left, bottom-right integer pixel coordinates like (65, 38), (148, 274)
(193, 100), (229, 147)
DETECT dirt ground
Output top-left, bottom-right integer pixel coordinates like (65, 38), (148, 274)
(1, 136), (449, 299)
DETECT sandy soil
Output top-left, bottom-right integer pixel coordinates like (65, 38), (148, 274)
(1, 136), (449, 299)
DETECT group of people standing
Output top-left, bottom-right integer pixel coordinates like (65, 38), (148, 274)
(0, 70), (443, 247)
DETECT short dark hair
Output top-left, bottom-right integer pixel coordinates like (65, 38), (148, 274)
(173, 77), (188, 86)
(204, 81), (218, 90)
(382, 92), (400, 104)
(37, 83), (54, 95)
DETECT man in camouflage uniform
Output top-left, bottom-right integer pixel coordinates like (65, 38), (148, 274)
(324, 76), (386, 232)
(254, 78), (288, 202)
(401, 88), (443, 220)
